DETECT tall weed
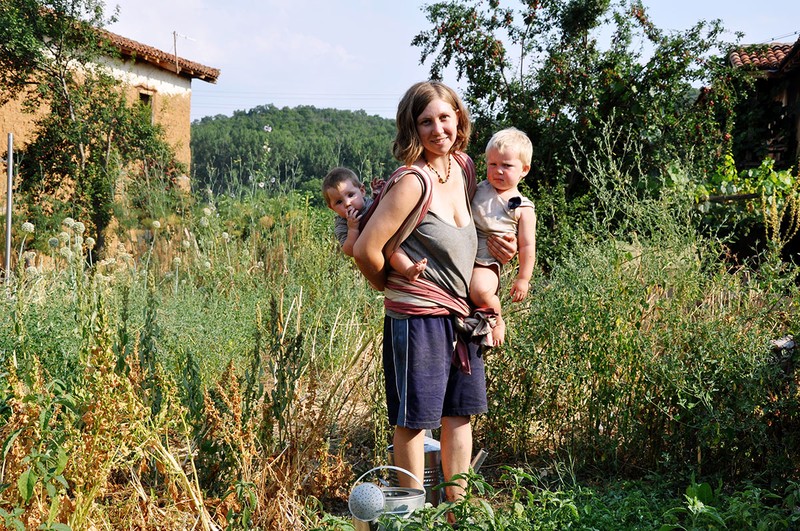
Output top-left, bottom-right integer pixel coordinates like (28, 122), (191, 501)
(483, 125), (800, 483)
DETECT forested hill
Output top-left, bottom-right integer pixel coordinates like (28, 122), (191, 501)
(190, 105), (397, 202)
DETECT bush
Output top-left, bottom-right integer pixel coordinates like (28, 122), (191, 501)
(482, 129), (800, 483)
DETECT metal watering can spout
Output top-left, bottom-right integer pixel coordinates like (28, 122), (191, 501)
(348, 465), (426, 528)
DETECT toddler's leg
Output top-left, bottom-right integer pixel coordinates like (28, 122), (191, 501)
(389, 249), (427, 282)
(469, 266), (505, 346)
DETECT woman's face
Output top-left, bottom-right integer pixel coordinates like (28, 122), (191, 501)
(415, 97), (459, 158)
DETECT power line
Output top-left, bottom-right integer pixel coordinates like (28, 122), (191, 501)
(756, 30), (800, 44)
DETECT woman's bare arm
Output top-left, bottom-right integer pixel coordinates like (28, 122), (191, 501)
(353, 174), (423, 291)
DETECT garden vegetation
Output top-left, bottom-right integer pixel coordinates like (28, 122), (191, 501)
(1, 0), (800, 529)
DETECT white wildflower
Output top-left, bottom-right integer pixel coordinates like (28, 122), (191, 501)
(203, 261), (211, 269)
(181, 240), (191, 249)
(202, 207), (212, 217)
(199, 217), (210, 228)
(62, 217), (75, 228)
(21, 222), (34, 234)
(58, 231), (69, 243)
(222, 232), (230, 242)
(151, 220), (161, 229)
(85, 237), (96, 249)
(72, 221), (85, 234)
(173, 257), (182, 267)
(59, 247), (73, 260)
(48, 237), (59, 248)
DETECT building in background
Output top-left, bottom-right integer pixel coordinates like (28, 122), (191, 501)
(729, 39), (800, 168)
(0, 28), (220, 184)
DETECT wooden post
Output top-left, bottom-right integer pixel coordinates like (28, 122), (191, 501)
(4, 133), (12, 284)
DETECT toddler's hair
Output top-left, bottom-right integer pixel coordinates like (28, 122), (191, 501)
(322, 167), (361, 206)
(486, 127), (532, 167)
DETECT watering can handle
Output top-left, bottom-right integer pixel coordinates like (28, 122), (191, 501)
(354, 465), (424, 491)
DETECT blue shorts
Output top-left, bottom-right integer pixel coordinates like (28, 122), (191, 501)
(383, 315), (488, 430)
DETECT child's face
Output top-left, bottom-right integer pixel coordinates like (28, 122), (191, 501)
(486, 146), (530, 193)
(326, 180), (366, 218)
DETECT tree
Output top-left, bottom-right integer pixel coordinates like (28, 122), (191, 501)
(412, 0), (747, 196)
(0, 0), (183, 250)
(190, 105), (397, 202)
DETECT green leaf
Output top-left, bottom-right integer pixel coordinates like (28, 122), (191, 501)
(17, 468), (37, 504)
(2, 429), (23, 460)
(54, 448), (68, 476)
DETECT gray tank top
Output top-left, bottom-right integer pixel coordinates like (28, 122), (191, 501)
(397, 197), (477, 300)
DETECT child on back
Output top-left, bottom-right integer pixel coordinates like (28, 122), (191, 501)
(470, 127), (537, 346)
(322, 167), (427, 280)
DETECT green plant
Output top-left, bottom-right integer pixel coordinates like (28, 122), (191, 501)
(1, 0), (185, 252)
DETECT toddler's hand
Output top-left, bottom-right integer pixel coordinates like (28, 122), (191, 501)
(346, 206), (362, 229)
(510, 279), (529, 302)
(370, 179), (386, 197)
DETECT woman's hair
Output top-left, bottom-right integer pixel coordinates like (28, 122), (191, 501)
(392, 81), (472, 166)
(485, 127), (533, 167)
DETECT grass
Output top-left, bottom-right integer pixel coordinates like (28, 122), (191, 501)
(0, 167), (799, 529)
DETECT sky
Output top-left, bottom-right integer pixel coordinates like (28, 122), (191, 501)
(105, 0), (800, 122)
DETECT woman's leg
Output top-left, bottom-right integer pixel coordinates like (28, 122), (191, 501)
(440, 415), (472, 501)
(391, 426), (425, 488)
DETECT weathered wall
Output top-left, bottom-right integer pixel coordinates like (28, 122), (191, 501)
(0, 94), (38, 202)
(102, 56), (193, 166)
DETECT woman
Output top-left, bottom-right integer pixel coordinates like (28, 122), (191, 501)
(353, 81), (515, 502)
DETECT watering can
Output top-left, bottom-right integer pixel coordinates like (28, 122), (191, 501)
(348, 465), (426, 531)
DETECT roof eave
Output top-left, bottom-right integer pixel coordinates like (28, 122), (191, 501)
(99, 28), (220, 84)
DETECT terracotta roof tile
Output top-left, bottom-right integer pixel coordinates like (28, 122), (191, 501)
(729, 40), (799, 74)
(98, 28), (220, 83)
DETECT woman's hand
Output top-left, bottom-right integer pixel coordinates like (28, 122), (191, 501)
(487, 233), (517, 265)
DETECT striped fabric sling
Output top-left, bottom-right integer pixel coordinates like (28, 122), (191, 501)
(359, 152), (495, 373)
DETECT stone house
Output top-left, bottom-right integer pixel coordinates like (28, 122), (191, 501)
(0, 28), (220, 197)
(729, 38), (800, 168)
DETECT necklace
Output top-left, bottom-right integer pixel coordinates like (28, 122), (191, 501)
(423, 154), (451, 184)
